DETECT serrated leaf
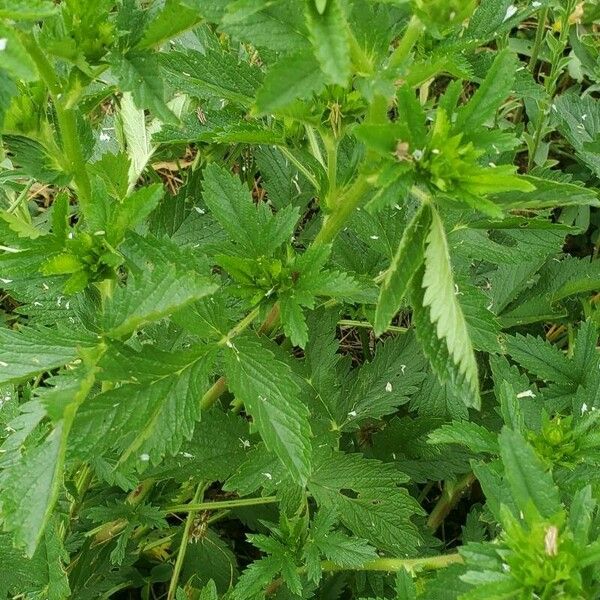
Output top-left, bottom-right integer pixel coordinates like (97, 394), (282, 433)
(429, 421), (498, 454)
(305, 0), (350, 85)
(0, 327), (97, 385)
(339, 332), (426, 429)
(102, 264), (217, 339)
(255, 51), (326, 113)
(71, 347), (214, 468)
(308, 449), (422, 554)
(374, 202), (432, 335)
(160, 47), (263, 107)
(413, 208), (480, 408)
(137, 0), (204, 49)
(279, 295), (309, 348)
(202, 162), (298, 257)
(554, 93), (600, 177)
(498, 428), (561, 521)
(224, 336), (312, 484)
(111, 51), (175, 123)
(455, 49), (516, 132)
(505, 333), (573, 385)
(0, 366), (96, 557)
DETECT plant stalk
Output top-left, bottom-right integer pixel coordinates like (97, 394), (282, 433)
(165, 495), (278, 514)
(167, 482), (208, 600)
(427, 473), (476, 532)
(20, 33), (93, 214)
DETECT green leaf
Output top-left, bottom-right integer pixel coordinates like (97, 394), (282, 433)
(505, 333), (573, 385)
(338, 332), (427, 429)
(137, 0), (204, 49)
(554, 93), (600, 177)
(491, 176), (599, 210)
(0, 0), (55, 19)
(161, 47), (263, 107)
(202, 163), (298, 257)
(71, 346), (214, 468)
(0, 327), (97, 386)
(107, 183), (164, 246)
(255, 51), (326, 113)
(429, 421), (498, 454)
(0, 25), (37, 80)
(412, 207), (480, 408)
(223, 335), (312, 484)
(455, 49), (516, 132)
(0, 426), (63, 556)
(279, 295), (309, 348)
(374, 202), (432, 335)
(308, 449), (423, 554)
(111, 51), (175, 123)
(102, 261), (217, 339)
(305, 0), (350, 85)
(0, 69), (17, 128)
(0, 365), (96, 557)
(498, 428), (561, 520)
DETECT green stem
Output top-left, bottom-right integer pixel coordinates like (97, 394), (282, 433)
(200, 376), (228, 411)
(527, 3), (575, 170)
(322, 552), (462, 573)
(313, 177), (372, 246)
(20, 33), (93, 214)
(528, 7), (549, 73)
(167, 482), (208, 600)
(323, 134), (338, 208)
(218, 306), (261, 347)
(388, 15), (424, 71)
(165, 495), (278, 514)
(338, 319), (408, 334)
(267, 553), (462, 594)
(279, 146), (320, 190)
(427, 473), (476, 532)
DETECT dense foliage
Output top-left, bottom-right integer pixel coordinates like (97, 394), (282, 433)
(1, 0), (600, 598)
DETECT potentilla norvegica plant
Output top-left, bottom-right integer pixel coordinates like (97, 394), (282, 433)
(0, 0), (600, 598)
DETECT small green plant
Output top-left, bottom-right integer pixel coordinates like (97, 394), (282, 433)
(0, 0), (599, 598)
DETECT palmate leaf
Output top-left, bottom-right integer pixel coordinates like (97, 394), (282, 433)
(223, 335), (312, 484)
(202, 163), (298, 258)
(338, 332), (427, 430)
(374, 202), (432, 335)
(412, 208), (480, 408)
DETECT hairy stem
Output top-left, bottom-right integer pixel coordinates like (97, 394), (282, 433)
(427, 473), (476, 532)
(388, 14), (424, 71)
(266, 552), (462, 595)
(165, 495), (278, 514)
(313, 177), (372, 246)
(92, 479), (155, 543)
(167, 482), (208, 600)
(20, 33), (93, 214)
